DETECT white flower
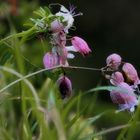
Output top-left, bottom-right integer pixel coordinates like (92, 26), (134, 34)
(55, 5), (74, 33)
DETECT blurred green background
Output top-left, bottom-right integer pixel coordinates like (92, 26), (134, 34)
(1, 0), (140, 139)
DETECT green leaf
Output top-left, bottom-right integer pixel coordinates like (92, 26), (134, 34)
(87, 111), (107, 124)
(33, 7), (52, 18)
(87, 86), (118, 93)
(87, 85), (137, 97)
(79, 123), (131, 140)
(0, 44), (13, 65)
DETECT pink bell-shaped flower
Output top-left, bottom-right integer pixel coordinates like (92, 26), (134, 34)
(43, 52), (59, 69)
(110, 72), (124, 86)
(122, 63), (140, 85)
(106, 53), (122, 70)
(71, 36), (91, 56)
(110, 82), (138, 112)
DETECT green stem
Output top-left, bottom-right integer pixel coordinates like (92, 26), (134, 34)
(0, 65), (106, 93)
(0, 27), (36, 45)
(14, 39), (26, 115)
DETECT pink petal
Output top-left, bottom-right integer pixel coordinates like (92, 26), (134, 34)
(122, 63), (140, 85)
(43, 52), (59, 69)
(110, 72), (124, 86)
(110, 82), (138, 112)
(106, 53), (122, 70)
(50, 19), (64, 33)
(71, 36), (91, 56)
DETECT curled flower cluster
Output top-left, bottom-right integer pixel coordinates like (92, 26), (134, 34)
(104, 53), (140, 112)
(33, 4), (92, 99)
(43, 5), (91, 69)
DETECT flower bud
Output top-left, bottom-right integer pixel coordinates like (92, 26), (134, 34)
(43, 52), (59, 69)
(57, 76), (72, 99)
(71, 36), (91, 56)
(106, 53), (122, 70)
(110, 72), (124, 86)
(110, 82), (138, 112)
(122, 63), (140, 85)
(50, 19), (64, 33)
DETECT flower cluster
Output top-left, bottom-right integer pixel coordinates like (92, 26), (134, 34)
(30, 5), (140, 111)
(43, 5), (91, 69)
(33, 5), (92, 99)
(104, 53), (140, 112)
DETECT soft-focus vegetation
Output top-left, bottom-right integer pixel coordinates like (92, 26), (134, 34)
(0, 1), (140, 140)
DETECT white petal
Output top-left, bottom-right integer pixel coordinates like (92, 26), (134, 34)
(60, 5), (69, 13)
(67, 53), (75, 59)
(52, 47), (57, 53)
(130, 107), (135, 112)
(66, 46), (77, 52)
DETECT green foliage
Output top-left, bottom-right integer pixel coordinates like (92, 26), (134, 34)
(0, 1), (140, 140)
(33, 7), (52, 18)
(0, 44), (13, 65)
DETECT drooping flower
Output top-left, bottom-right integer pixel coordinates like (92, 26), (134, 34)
(110, 72), (124, 86)
(106, 53), (122, 70)
(43, 52), (59, 69)
(110, 82), (138, 112)
(122, 63), (140, 86)
(57, 75), (72, 99)
(43, 49), (69, 69)
(70, 36), (91, 56)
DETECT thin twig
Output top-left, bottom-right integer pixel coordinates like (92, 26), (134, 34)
(62, 65), (102, 71)
(0, 65), (109, 93)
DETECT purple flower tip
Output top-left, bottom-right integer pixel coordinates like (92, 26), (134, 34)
(57, 76), (72, 99)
